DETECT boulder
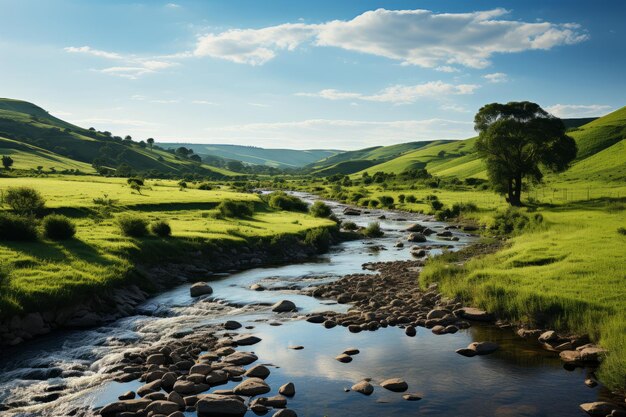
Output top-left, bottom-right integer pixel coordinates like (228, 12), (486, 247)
(224, 320), (242, 330)
(272, 410), (297, 417)
(456, 307), (494, 322)
(335, 354), (353, 363)
(206, 370), (229, 385)
(579, 402), (617, 416)
(196, 394), (247, 417)
(245, 365), (270, 379)
(402, 393), (422, 401)
(190, 282), (213, 297)
(306, 315), (325, 324)
(146, 353), (166, 365)
(351, 380), (374, 395)
(407, 233), (427, 243)
(343, 208), (361, 216)
(538, 330), (559, 343)
(190, 363), (213, 376)
(99, 399), (151, 415)
(405, 224), (426, 232)
(118, 391), (135, 400)
(145, 400), (180, 415)
(232, 377), (271, 396)
(223, 351), (258, 366)
(272, 300), (297, 313)
(343, 348), (360, 355)
(405, 326), (416, 336)
(279, 382), (295, 397)
(234, 334), (261, 346)
(468, 341), (499, 355)
(250, 284), (266, 291)
(380, 378), (408, 392)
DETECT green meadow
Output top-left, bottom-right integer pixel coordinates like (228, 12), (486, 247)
(0, 176), (335, 319)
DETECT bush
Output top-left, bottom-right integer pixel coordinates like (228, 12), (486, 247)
(405, 195), (416, 203)
(378, 195), (394, 208)
(309, 201), (332, 218)
(368, 200), (380, 208)
(42, 214), (76, 240)
(342, 221), (358, 231)
(304, 227), (332, 253)
(0, 212), (38, 241)
(117, 215), (149, 237)
(268, 192), (308, 212)
(363, 222), (384, 237)
(492, 208), (543, 235)
(217, 200), (253, 218)
(430, 200), (444, 211)
(398, 194), (406, 204)
(618, 227), (626, 236)
(198, 183), (213, 190)
(1, 187), (46, 216)
(151, 220), (171, 237)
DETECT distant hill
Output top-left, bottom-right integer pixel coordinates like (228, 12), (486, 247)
(0, 98), (237, 178)
(305, 141), (449, 176)
(159, 143), (341, 169)
(348, 110), (625, 183)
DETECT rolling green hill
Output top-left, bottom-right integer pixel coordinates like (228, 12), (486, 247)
(159, 143), (341, 169)
(353, 109), (626, 183)
(306, 140), (448, 176)
(0, 98), (237, 178)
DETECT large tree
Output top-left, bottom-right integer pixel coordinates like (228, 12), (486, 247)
(2, 155), (13, 170)
(474, 101), (577, 206)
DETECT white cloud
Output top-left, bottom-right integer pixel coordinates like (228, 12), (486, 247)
(248, 102), (270, 108)
(165, 3), (181, 8)
(546, 104), (612, 118)
(203, 118), (473, 149)
(440, 104), (470, 113)
(66, 45), (177, 79)
(296, 81), (478, 104)
(483, 72), (508, 83)
(192, 100), (219, 105)
(193, 8), (587, 68)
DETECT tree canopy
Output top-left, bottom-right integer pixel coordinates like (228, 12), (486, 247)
(474, 101), (577, 206)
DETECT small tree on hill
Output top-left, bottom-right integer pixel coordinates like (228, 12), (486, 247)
(147, 138), (155, 149)
(474, 101), (577, 206)
(2, 155), (13, 170)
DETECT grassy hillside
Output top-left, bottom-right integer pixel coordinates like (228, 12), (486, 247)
(0, 136), (96, 173)
(0, 176), (335, 319)
(307, 140), (447, 175)
(0, 98), (238, 178)
(159, 143), (341, 169)
(565, 106), (626, 160)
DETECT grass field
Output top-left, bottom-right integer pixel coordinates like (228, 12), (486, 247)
(0, 176), (335, 319)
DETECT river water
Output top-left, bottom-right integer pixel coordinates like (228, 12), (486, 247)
(0, 196), (605, 416)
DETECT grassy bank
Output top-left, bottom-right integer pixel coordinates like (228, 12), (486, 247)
(0, 176), (335, 319)
(297, 177), (625, 391)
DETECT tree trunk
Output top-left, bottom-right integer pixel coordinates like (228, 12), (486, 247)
(509, 174), (523, 206)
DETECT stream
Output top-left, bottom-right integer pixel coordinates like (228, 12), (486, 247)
(0, 195), (606, 416)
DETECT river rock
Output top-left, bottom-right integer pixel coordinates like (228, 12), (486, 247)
(118, 391), (135, 400)
(405, 326), (416, 336)
(380, 378), (408, 392)
(232, 377), (271, 396)
(196, 394), (247, 417)
(343, 208), (361, 216)
(168, 391), (185, 408)
(456, 307), (494, 322)
(407, 233), (427, 243)
(579, 346), (607, 362)
(336, 354), (353, 363)
(190, 282), (213, 297)
(137, 380), (161, 396)
(279, 382), (295, 396)
(223, 351), (258, 365)
(538, 330), (559, 343)
(426, 309), (449, 320)
(190, 363), (213, 376)
(559, 350), (582, 364)
(402, 393), (422, 401)
(351, 380), (374, 395)
(468, 341), (499, 355)
(405, 224), (426, 232)
(145, 400), (180, 415)
(343, 347), (360, 355)
(224, 320), (242, 330)
(323, 320), (337, 328)
(234, 334), (261, 346)
(272, 300), (297, 312)
(245, 365), (270, 379)
(206, 370), (229, 385)
(146, 353), (166, 365)
(99, 399), (151, 415)
(306, 315), (325, 324)
(250, 284), (266, 291)
(579, 402), (617, 416)
(255, 395), (287, 408)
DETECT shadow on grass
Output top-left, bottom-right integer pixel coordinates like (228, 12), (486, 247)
(2, 238), (113, 266)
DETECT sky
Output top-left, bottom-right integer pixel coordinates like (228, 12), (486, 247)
(0, 0), (624, 150)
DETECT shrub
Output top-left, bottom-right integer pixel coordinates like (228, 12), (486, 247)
(363, 222), (384, 237)
(0, 212), (38, 241)
(342, 221), (358, 231)
(198, 183), (213, 190)
(304, 227), (332, 253)
(127, 177), (144, 186)
(217, 200), (253, 218)
(309, 201), (332, 218)
(1, 187), (46, 216)
(378, 195), (394, 208)
(398, 194), (406, 204)
(117, 215), (149, 237)
(178, 181), (187, 188)
(492, 208), (543, 235)
(368, 200), (380, 208)
(42, 214), (76, 240)
(618, 227), (626, 236)
(430, 200), (444, 211)
(150, 220), (171, 237)
(405, 195), (416, 203)
(268, 192), (308, 212)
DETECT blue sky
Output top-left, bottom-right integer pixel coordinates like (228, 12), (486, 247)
(0, 0), (624, 150)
